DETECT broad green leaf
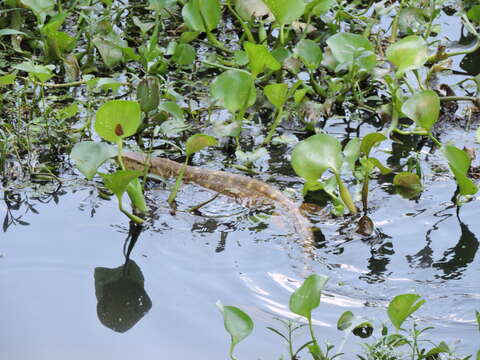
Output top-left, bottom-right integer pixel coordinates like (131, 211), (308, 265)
(13, 61), (54, 82)
(185, 134), (217, 156)
(291, 133), (343, 182)
(393, 172), (422, 199)
(326, 33), (376, 73)
(182, 0), (221, 32)
(294, 39), (323, 70)
(0, 74), (16, 85)
(264, 83), (288, 109)
(216, 301), (254, 355)
(159, 101), (184, 120)
(262, 0), (306, 26)
(244, 42), (281, 78)
(289, 274), (329, 320)
(467, 5), (480, 23)
(386, 35), (428, 77)
(360, 132), (387, 156)
(132, 16), (155, 34)
(369, 157), (392, 175)
(56, 103), (78, 119)
(92, 37), (125, 68)
(235, 0), (270, 19)
(95, 100), (142, 143)
(21, 0), (55, 24)
(172, 43), (196, 66)
(101, 170), (143, 199)
(444, 145), (478, 197)
(70, 141), (117, 180)
(337, 311), (354, 331)
(398, 8), (427, 34)
(387, 294), (425, 331)
(401, 90), (440, 132)
(305, 0), (334, 16)
(148, 0), (176, 12)
(211, 70), (256, 113)
(425, 342), (450, 358)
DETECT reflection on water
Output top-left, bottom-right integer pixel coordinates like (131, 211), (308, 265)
(94, 221), (151, 333)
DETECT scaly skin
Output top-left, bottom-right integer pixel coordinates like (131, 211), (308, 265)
(122, 151), (314, 248)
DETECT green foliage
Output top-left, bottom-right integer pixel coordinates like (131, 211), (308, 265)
(172, 43), (196, 66)
(216, 301), (254, 360)
(262, 0), (305, 26)
(13, 61), (54, 82)
(94, 100), (142, 144)
(185, 134), (218, 156)
(444, 145), (478, 200)
(289, 274), (329, 321)
(294, 39), (323, 70)
(387, 294), (425, 331)
(70, 141), (117, 180)
(210, 70), (256, 114)
(21, 0), (55, 24)
(263, 83), (288, 109)
(137, 77), (160, 113)
(401, 90), (440, 132)
(182, 0), (221, 32)
(244, 42), (281, 78)
(386, 35), (428, 77)
(467, 5), (480, 23)
(326, 33), (376, 73)
(393, 172), (422, 199)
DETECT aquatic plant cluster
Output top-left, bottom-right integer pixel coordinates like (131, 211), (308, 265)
(1, 0), (479, 358)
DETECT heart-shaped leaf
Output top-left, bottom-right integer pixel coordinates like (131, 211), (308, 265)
(185, 134), (217, 157)
(360, 132), (387, 157)
(244, 42), (281, 78)
(182, 0), (221, 32)
(388, 294), (425, 331)
(386, 35), (428, 77)
(401, 90), (440, 132)
(262, 0), (305, 26)
(326, 33), (376, 73)
(94, 100), (142, 143)
(289, 274), (329, 320)
(70, 141), (117, 180)
(264, 83), (288, 109)
(393, 172), (422, 199)
(294, 39), (323, 70)
(444, 145), (478, 197)
(211, 70), (256, 113)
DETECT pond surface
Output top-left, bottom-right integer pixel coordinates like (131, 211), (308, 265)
(1, 120), (479, 360)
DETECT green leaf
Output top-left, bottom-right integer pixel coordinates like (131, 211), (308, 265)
(401, 90), (440, 132)
(387, 294), (425, 331)
(101, 170), (143, 199)
(294, 39), (323, 70)
(386, 35), (428, 77)
(360, 133), (387, 157)
(244, 42), (281, 78)
(211, 70), (256, 113)
(148, 0), (176, 12)
(92, 37), (125, 68)
(337, 311), (354, 331)
(137, 77), (160, 113)
(0, 74), (16, 85)
(289, 274), (329, 320)
(444, 145), (478, 197)
(94, 100), (142, 143)
(159, 101), (184, 120)
(369, 157), (392, 175)
(126, 178), (148, 213)
(185, 134), (217, 157)
(13, 61), (54, 82)
(235, 0), (271, 19)
(326, 33), (376, 73)
(20, 0), (55, 24)
(182, 0), (221, 32)
(216, 301), (254, 356)
(264, 83), (288, 109)
(291, 133), (343, 182)
(56, 103), (78, 120)
(305, 0), (334, 16)
(467, 5), (480, 23)
(262, 0), (306, 26)
(393, 172), (422, 199)
(172, 43), (196, 66)
(70, 141), (117, 180)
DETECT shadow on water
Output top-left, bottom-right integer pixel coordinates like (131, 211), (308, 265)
(407, 207), (479, 280)
(94, 221), (152, 333)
